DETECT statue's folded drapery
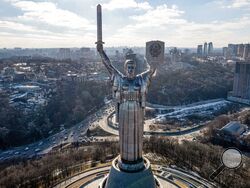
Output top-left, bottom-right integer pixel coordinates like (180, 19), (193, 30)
(112, 72), (152, 163)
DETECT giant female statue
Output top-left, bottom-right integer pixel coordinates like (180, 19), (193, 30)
(95, 5), (164, 188)
(97, 43), (156, 165)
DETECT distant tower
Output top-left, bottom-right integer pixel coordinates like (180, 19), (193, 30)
(58, 48), (71, 60)
(222, 47), (228, 58)
(197, 45), (203, 57)
(243, 44), (250, 60)
(228, 44), (238, 57)
(208, 42), (213, 55)
(203, 42), (208, 56)
(237, 44), (244, 58)
(233, 61), (250, 100)
(169, 47), (178, 63)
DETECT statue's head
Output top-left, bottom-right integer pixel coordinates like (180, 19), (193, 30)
(124, 59), (136, 79)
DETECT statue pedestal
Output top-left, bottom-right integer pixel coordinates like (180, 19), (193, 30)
(99, 156), (161, 188)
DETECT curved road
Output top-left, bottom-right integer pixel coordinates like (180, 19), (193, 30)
(98, 110), (207, 137)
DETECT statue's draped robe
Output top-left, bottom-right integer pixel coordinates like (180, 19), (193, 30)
(112, 72), (151, 163)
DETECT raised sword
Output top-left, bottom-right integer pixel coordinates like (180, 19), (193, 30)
(95, 4), (104, 45)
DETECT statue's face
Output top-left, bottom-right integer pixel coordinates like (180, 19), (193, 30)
(126, 63), (136, 79)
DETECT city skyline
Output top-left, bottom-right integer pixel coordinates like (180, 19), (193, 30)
(0, 0), (250, 48)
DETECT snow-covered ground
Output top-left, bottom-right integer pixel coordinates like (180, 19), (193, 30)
(154, 99), (232, 123)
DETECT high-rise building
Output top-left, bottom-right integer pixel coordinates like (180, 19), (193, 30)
(197, 45), (203, 56)
(222, 47), (228, 58)
(58, 48), (71, 60)
(203, 42), (208, 56)
(230, 61), (250, 104)
(79, 47), (95, 60)
(222, 47), (227, 57)
(228, 44), (238, 57)
(237, 44), (244, 57)
(223, 43), (250, 59)
(169, 47), (179, 63)
(243, 44), (250, 60)
(208, 42), (213, 55)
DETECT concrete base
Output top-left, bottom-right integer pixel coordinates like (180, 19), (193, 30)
(99, 157), (161, 188)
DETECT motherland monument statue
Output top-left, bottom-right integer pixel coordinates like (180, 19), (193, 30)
(96, 4), (164, 188)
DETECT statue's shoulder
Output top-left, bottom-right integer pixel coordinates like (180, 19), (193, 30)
(111, 72), (124, 87)
(112, 71), (122, 79)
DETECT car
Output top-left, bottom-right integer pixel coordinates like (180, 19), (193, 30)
(64, 136), (68, 140)
(38, 141), (43, 146)
(24, 147), (29, 151)
(35, 148), (41, 152)
(14, 151), (20, 155)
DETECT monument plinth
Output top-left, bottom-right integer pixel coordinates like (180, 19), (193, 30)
(96, 4), (164, 188)
(100, 156), (159, 188)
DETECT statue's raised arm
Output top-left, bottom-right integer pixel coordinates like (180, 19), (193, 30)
(135, 58), (156, 101)
(97, 43), (123, 76)
(141, 58), (156, 79)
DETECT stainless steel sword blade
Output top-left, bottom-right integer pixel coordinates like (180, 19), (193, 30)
(96, 4), (104, 44)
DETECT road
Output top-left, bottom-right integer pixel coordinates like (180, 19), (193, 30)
(99, 111), (118, 136)
(0, 99), (240, 162)
(0, 103), (114, 163)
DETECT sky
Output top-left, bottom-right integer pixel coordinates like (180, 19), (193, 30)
(0, 0), (249, 48)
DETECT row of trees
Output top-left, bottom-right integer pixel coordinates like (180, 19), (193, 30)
(0, 91), (25, 149)
(1, 137), (249, 188)
(148, 62), (234, 105)
(0, 141), (119, 188)
(144, 136), (250, 188)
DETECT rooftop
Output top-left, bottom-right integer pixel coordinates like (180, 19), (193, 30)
(220, 121), (248, 136)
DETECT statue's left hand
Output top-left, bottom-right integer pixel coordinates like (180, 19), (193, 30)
(146, 58), (158, 70)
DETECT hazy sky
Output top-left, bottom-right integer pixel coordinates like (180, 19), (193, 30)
(0, 0), (250, 48)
